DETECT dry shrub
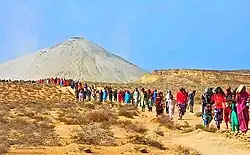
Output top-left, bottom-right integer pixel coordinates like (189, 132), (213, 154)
(158, 115), (176, 129)
(158, 115), (194, 133)
(8, 118), (61, 146)
(119, 120), (148, 134)
(58, 108), (87, 125)
(181, 121), (195, 133)
(118, 104), (139, 118)
(59, 108), (118, 126)
(73, 123), (116, 146)
(127, 134), (166, 150)
(0, 127), (10, 154)
(175, 145), (203, 155)
(85, 109), (118, 124)
(81, 103), (96, 109)
(195, 124), (217, 133)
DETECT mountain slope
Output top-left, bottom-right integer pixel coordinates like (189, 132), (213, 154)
(0, 37), (146, 82)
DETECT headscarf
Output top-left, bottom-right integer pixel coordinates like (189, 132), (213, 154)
(236, 84), (246, 93)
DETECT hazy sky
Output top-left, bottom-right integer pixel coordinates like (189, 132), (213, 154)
(0, 0), (250, 71)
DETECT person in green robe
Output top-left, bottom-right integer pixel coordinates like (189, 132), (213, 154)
(230, 101), (239, 133)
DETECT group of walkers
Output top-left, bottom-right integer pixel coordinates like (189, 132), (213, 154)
(38, 77), (72, 86)
(72, 81), (196, 120)
(201, 85), (249, 134)
(73, 81), (250, 134)
(37, 79), (250, 134)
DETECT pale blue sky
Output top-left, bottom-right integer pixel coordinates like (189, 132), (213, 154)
(0, 0), (250, 71)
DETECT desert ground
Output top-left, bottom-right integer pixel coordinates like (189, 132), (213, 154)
(1, 80), (250, 155)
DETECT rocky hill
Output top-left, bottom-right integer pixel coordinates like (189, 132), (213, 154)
(0, 37), (146, 83)
(136, 69), (250, 92)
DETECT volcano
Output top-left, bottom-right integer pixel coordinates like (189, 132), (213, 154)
(0, 37), (146, 82)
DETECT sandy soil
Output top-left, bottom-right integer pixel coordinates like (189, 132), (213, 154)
(2, 85), (250, 155)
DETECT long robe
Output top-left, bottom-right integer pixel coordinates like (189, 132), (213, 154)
(230, 102), (239, 132)
(236, 92), (249, 133)
(125, 92), (131, 104)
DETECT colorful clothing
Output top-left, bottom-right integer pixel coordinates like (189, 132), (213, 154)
(201, 88), (212, 114)
(236, 92), (249, 133)
(223, 106), (231, 123)
(147, 98), (153, 112)
(176, 91), (187, 103)
(155, 96), (164, 116)
(230, 102), (239, 132)
(177, 103), (186, 119)
(188, 92), (195, 112)
(166, 91), (174, 119)
(211, 93), (226, 109)
(133, 91), (139, 106)
(103, 90), (107, 102)
(125, 92), (131, 104)
(202, 104), (213, 126)
(214, 108), (223, 129)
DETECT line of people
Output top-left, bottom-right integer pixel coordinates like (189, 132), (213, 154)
(38, 77), (73, 86)
(73, 81), (196, 120)
(72, 81), (249, 133)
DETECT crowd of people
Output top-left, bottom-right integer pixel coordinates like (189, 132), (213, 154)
(35, 78), (250, 134)
(72, 82), (197, 120)
(201, 85), (249, 134)
(72, 81), (250, 134)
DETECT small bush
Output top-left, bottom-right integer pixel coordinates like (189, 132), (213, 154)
(127, 134), (166, 150)
(85, 109), (118, 123)
(119, 120), (148, 134)
(0, 128), (10, 154)
(118, 105), (138, 118)
(195, 124), (217, 133)
(8, 118), (61, 146)
(73, 123), (116, 146)
(175, 145), (203, 155)
(158, 115), (175, 129)
(58, 107), (87, 125)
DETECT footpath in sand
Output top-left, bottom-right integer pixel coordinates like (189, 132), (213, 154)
(137, 106), (250, 155)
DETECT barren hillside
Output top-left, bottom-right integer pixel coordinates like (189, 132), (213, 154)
(137, 69), (250, 93)
(0, 37), (145, 82)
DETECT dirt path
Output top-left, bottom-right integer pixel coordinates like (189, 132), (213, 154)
(136, 106), (250, 155)
(169, 131), (250, 155)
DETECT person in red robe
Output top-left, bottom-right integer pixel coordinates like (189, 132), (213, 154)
(211, 87), (226, 130)
(176, 88), (187, 120)
(118, 91), (123, 103)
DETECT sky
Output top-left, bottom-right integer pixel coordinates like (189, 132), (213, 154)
(0, 0), (250, 71)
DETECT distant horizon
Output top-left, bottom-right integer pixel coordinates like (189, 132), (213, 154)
(1, 1), (250, 70)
